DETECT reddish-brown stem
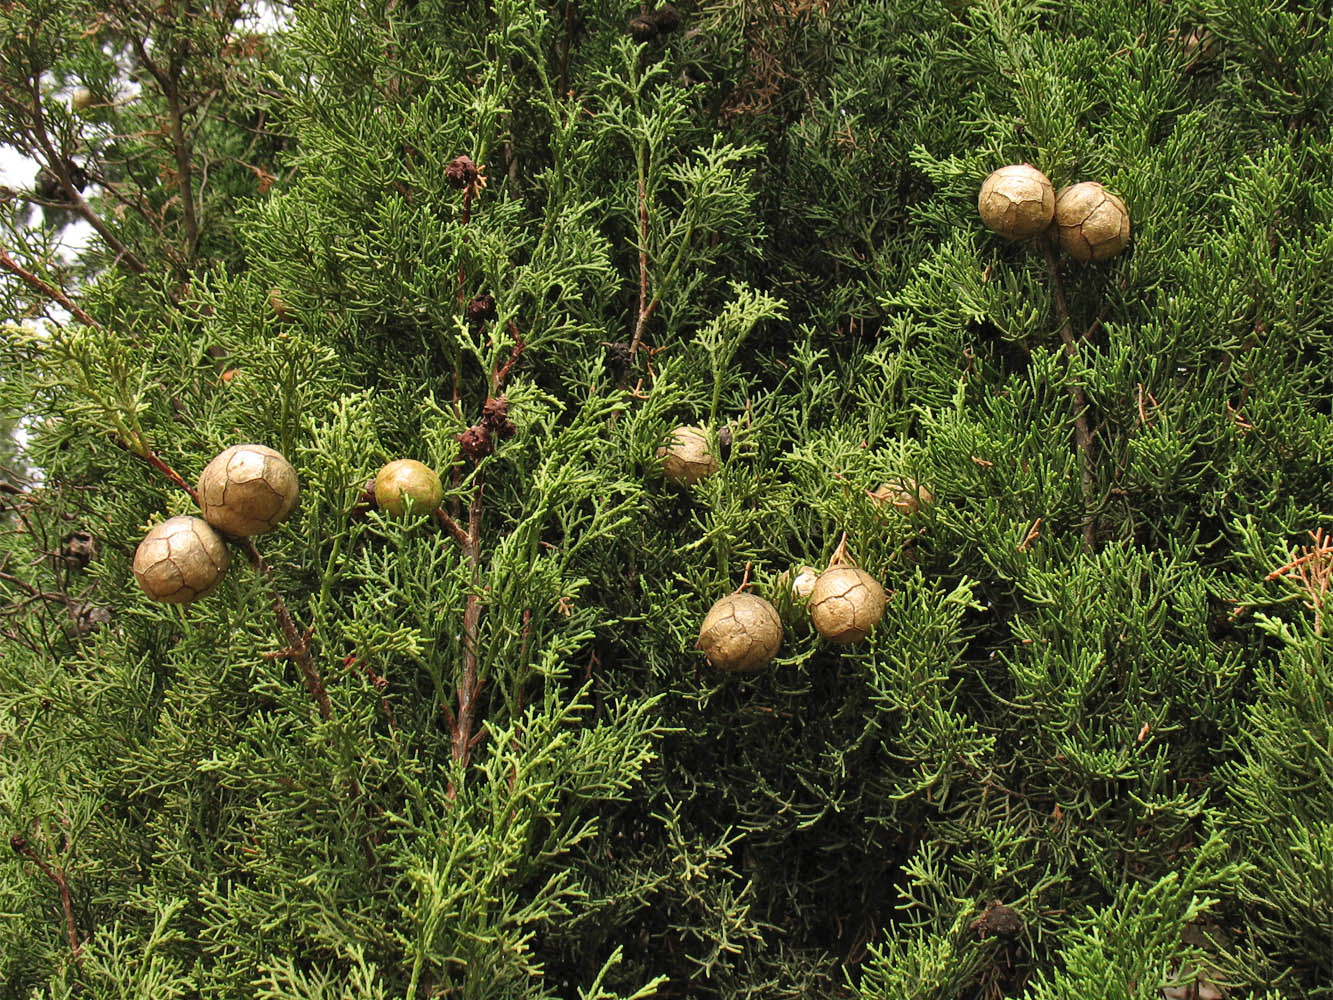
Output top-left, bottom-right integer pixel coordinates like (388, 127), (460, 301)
(450, 479), (486, 774)
(1042, 240), (1099, 554)
(491, 320), (525, 392)
(457, 188), (474, 305)
(433, 506), (470, 550)
(10, 836), (81, 969)
(0, 251), (100, 328)
(243, 538), (332, 721)
(629, 172), (653, 357)
(140, 449), (200, 503)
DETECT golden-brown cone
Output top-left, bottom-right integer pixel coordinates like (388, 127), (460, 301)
(978, 164), (1056, 240)
(132, 516), (231, 604)
(197, 444), (299, 537)
(657, 426), (718, 485)
(1053, 182), (1131, 262)
(809, 566), (886, 643)
(698, 592), (783, 671)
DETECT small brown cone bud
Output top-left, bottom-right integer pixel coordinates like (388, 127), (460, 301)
(446, 155), (480, 190)
(374, 459), (443, 515)
(809, 566), (886, 644)
(197, 444), (300, 537)
(467, 293), (497, 324)
(869, 477), (933, 517)
(457, 425), (494, 462)
(697, 592), (782, 672)
(788, 565), (819, 600)
(59, 530), (97, 569)
(1052, 182), (1131, 262)
(657, 425), (718, 485)
(132, 516), (231, 604)
(978, 164), (1056, 240)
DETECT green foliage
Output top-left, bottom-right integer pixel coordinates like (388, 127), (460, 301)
(3, 0), (1333, 997)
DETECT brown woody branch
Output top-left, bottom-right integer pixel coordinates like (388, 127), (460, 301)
(629, 171), (657, 357)
(449, 478), (486, 781)
(1042, 239), (1099, 554)
(24, 76), (146, 274)
(131, 38), (200, 258)
(242, 538), (332, 720)
(0, 251), (99, 328)
(10, 835), (81, 969)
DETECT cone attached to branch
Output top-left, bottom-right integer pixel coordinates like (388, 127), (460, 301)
(978, 164), (1056, 240)
(809, 536), (887, 644)
(373, 459), (443, 515)
(133, 516), (231, 604)
(698, 567), (783, 672)
(197, 444), (299, 537)
(657, 425), (718, 485)
(869, 477), (933, 517)
(1052, 181), (1131, 262)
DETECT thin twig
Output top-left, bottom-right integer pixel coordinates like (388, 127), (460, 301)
(491, 320), (525, 392)
(558, 0), (578, 98)
(433, 507), (470, 550)
(242, 538), (332, 721)
(24, 75), (146, 273)
(457, 186), (474, 304)
(450, 479), (486, 774)
(140, 448), (199, 501)
(629, 171), (656, 357)
(131, 38), (200, 258)
(1042, 239), (1099, 554)
(0, 251), (99, 328)
(10, 836), (81, 969)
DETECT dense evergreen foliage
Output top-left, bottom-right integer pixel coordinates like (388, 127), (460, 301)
(2, 0), (1332, 996)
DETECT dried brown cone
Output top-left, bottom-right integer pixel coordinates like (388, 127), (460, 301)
(809, 566), (887, 644)
(467, 292), (497, 325)
(697, 592), (782, 672)
(978, 164), (1056, 240)
(869, 477), (933, 517)
(1052, 181), (1131, 262)
(446, 155), (480, 190)
(481, 396), (516, 439)
(373, 459), (443, 516)
(457, 425), (494, 462)
(657, 425), (718, 485)
(132, 516), (231, 604)
(197, 444), (300, 537)
(59, 530), (98, 569)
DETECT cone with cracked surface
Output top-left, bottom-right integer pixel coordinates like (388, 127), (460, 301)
(133, 516), (231, 604)
(1052, 181), (1131, 262)
(978, 164), (1056, 240)
(869, 477), (933, 517)
(697, 592), (782, 672)
(197, 444), (299, 537)
(657, 425), (718, 485)
(809, 537), (887, 644)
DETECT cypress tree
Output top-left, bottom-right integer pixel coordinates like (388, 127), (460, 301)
(2, 0), (1331, 996)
